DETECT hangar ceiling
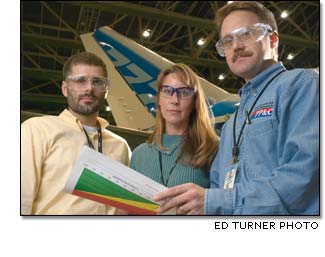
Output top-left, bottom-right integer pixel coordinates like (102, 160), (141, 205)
(21, 1), (319, 123)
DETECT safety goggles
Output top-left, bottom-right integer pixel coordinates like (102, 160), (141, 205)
(66, 75), (109, 91)
(215, 23), (273, 57)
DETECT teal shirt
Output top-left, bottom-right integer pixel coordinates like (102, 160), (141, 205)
(130, 134), (209, 188)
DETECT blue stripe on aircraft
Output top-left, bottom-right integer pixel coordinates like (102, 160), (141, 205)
(93, 29), (160, 111)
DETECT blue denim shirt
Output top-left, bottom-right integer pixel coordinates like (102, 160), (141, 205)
(206, 62), (319, 215)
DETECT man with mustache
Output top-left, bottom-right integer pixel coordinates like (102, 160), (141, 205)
(154, 1), (319, 215)
(21, 52), (131, 215)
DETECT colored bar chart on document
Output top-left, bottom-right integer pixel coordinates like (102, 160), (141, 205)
(64, 146), (175, 215)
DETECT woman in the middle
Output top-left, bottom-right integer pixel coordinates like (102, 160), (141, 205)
(130, 63), (219, 190)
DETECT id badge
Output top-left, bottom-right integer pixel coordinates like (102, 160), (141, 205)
(223, 164), (238, 189)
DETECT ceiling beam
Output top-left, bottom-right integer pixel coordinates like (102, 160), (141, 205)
(60, 1), (217, 30)
(22, 33), (84, 49)
(22, 93), (66, 105)
(279, 34), (318, 49)
(23, 67), (62, 81)
(23, 21), (75, 33)
(57, 1), (319, 49)
(41, 1), (79, 38)
(22, 34), (227, 69)
(269, 1), (311, 40)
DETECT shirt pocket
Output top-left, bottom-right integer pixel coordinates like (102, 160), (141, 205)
(244, 119), (278, 178)
(246, 118), (276, 136)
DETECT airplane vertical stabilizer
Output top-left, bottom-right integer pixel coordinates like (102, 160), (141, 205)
(81, 29), (156, 130)
(81, 26), (239, 130)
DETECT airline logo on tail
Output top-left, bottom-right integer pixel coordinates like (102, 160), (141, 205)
(94, 29), (160, 116)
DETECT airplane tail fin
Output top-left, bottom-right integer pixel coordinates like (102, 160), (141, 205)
(80, 26), (239, 131)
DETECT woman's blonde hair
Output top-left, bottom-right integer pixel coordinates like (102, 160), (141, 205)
(147, 63), (219, 171)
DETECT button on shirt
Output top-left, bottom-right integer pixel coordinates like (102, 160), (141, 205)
(206, 62), (319, 215)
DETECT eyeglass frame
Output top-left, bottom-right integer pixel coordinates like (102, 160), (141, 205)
(65, 75), (109, 91)
(159, 85), (195, 99)
(215, 23), (273, 57)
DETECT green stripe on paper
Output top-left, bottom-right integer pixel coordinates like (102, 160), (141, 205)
(75, 168), (155, 205)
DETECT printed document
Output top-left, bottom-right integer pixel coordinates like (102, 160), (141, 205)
(64, 146), (176, 215)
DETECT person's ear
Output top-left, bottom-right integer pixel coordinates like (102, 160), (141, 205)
(270, 31), (279, 49)
(62, 80), (68, 98)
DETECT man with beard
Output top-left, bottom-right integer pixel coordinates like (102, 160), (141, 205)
(21, 52), (131, 215)
(154, 1), (319, 215)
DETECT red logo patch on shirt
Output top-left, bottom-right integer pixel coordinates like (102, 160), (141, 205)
(251, 107), (273, 119)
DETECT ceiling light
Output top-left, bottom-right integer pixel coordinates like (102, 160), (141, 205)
(142, 29), (151, 37)
(105, 106), (111, 112)
(281, 10), (289, 18)
(227, 1), (234, 4)
(218, 74), (225, 80)
(197, 38), (205, 46)
(287, 53), (295, 60)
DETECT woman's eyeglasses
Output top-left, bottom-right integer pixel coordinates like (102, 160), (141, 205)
(160, 85), (195, 99)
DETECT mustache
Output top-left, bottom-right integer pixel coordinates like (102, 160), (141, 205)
(232, 51), (252, 62)
(79, 93), (97, 100)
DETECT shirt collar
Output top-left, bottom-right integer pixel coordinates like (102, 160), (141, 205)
(239, 62), (285, 97)
(153, 134), (183, 154)
(59, 109), (109, 130)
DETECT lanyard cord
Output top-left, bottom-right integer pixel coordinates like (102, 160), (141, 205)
(158, 151), (183, 187)
(232, 69), (285, 163)
(158, 136), (185, 186)
(82, 122), (102, 153)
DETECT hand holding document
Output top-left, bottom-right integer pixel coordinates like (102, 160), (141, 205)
(64, 146), (176, 215)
